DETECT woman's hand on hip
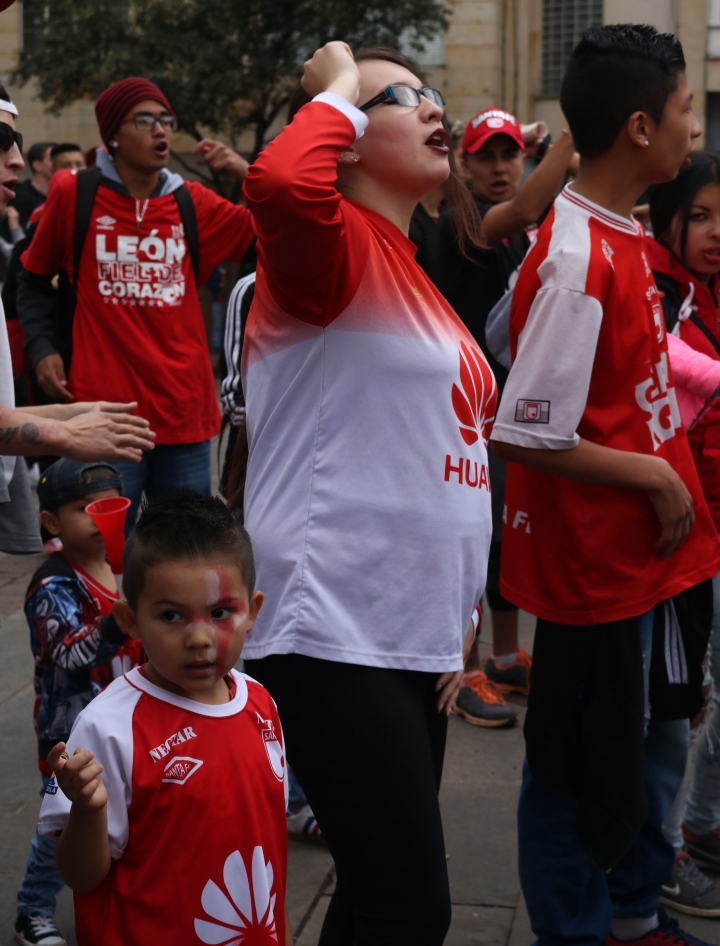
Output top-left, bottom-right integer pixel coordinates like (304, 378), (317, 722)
(435, 620), (475, 716)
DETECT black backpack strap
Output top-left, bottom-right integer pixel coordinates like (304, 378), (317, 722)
(73, 168), (100, 284)
(653, 271), (682, 334)
(173, 184), (200, 286)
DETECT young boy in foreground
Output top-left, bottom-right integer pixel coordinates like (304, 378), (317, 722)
(38, 495), (292, 946)
(490, 24), (720, 946)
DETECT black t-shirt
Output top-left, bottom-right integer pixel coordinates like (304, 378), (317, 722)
(409, 203), (443, 288)
(431, 199), (531, 390)
(10, 180), (46, 230)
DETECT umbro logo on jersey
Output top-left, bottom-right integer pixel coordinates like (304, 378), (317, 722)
(96, 215), (116, 230)
(195, 847), (278, 943)
(452, 341), (492, 445)
(149, 726), (197, 762)
(162, 756), (203, 785)
(256, 713), (285, 782)
(515, 399), (550, 424)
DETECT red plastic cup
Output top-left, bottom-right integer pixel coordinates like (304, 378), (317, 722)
(85, 496), (131, 573)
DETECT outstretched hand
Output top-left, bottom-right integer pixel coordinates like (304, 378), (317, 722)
(62, 408), (155, 463)
(47, 742), (108, 813)
(301, 42), (361, 106)
(193, 139), (250, 181)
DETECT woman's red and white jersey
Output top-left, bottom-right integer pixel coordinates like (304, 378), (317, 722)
(491, 187), (720, 624)
(38, 667), (288, 946)
(22, 173), (254, 444)
(241, 95), (497, 672)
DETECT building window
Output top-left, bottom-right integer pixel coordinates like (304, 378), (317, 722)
(399, 27), (446, 68)
(709, 0), (720, 58)
(707, 93), (720, 150)
(21, 0), (49, 52)
(542, 0), (602, 97)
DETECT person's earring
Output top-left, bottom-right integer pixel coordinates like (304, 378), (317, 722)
(352, 155), (359, 162)
(111, 141), (119, 147)
(644, 140), (650, 146)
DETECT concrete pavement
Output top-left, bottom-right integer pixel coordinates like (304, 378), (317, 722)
(2, 549), (720, 945)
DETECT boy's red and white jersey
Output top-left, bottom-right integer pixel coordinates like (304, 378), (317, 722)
(38, 668), (288, 946)
(241, 96), (497, 672)
(491, 187), (720, 624)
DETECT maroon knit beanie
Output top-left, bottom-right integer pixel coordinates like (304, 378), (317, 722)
(95, 78), (173, 146)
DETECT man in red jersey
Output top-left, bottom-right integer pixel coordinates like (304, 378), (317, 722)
(18, 78), (253, 529)
(491, 24), (720, 946)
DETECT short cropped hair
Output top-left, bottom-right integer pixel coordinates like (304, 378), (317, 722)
(561, 24), (686, 159)
(122, 494), (255, 610)
(27, 141), (54, 169)
(50, 142), (82, 159)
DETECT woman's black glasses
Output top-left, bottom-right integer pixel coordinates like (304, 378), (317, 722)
(359, 85), (445, 113)
(0, 122), (22, 154)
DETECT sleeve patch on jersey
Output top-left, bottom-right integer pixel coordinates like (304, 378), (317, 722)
(515, 399), (551, 424)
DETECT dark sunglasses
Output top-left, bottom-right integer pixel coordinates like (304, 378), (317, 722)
(0, 122), (22, 154)
(358, 84), (445, 113)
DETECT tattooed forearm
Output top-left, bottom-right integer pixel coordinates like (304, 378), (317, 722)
(21, 422), (42, 445)
(0, 426), (18, 444)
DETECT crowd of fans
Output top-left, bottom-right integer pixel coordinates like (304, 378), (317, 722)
(1, 20), (720, 946)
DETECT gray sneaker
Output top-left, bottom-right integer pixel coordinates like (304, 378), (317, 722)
(659, 852), (720, 918)
(451, 670), (517, 728)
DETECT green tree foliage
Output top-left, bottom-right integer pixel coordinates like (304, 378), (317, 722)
(14, 0), (448, 158)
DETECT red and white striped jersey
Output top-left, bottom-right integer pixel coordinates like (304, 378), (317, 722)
(241, 95), (497, 672)
(491, 187), (720, 624)
(39, 667), (288, 946)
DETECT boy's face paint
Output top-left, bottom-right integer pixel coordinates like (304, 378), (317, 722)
(128, 558), (262, 704)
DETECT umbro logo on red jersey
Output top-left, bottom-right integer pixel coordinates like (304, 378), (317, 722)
(149, 726), (197, 762)
(96, 215), (116, 230)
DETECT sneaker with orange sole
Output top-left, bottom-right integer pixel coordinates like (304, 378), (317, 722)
(452, 670), (517, 728)
(484, 648), (532, 695)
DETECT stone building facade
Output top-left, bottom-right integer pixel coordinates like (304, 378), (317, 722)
(0, 1), (716, 158)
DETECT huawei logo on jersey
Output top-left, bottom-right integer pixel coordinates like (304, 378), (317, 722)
(451, 342), (493, 445)
(195, 847), (279, 944)
(256, 714), (285, 782)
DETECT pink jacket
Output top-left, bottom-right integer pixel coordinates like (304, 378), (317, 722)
(667, 332), (720, 430)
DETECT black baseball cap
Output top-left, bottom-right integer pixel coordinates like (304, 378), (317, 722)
(37, 459), (123, 512)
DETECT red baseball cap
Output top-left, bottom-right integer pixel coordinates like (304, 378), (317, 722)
(462, 109), (525, 155)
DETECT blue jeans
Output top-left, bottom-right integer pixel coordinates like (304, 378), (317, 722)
(682, 565), (720, 835)
(519, 610), (690, 946)
(288, 766), (308, 809)
(17, 777), (64, 918)
(112, 440), (212, 536)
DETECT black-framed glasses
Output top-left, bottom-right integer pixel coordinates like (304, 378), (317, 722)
(122, 111), (178, 133)
(0, 122), (22, 154)
(358, 84), (445, 113)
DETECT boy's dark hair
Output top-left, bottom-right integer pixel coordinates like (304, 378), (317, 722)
(649, 151), (720, 266)
(122, 493), (255, 610)
(50, 142), (82, 159)
(561, 24), (686, 159)
(27, 141), (55, 170)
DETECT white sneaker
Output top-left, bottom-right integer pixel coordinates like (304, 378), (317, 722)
(14, 915), (67, 946)
(286, 804), (323, 843)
